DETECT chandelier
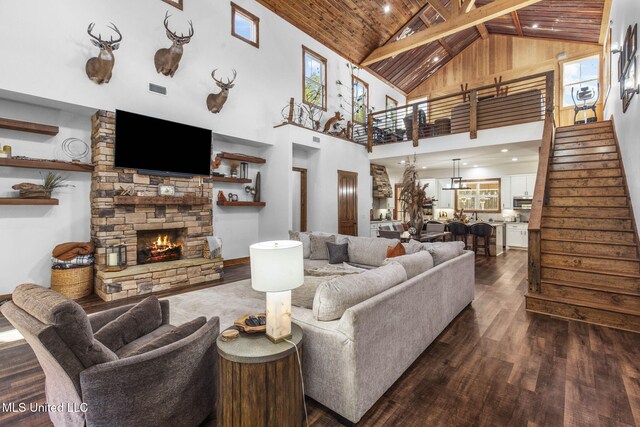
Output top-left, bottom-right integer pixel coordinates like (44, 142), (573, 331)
(442, 158), (470, 190)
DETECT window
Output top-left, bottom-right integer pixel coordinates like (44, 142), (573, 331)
(455, 179), (501, 213)
(562, 55), (599, 107)
(386, 96), (398, 130)
(352, 76), (369, 124)
(302, 46), (327, 110)
(231, 2), (259, 48)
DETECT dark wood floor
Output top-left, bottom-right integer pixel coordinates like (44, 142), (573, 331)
(2, 251), (640, 426)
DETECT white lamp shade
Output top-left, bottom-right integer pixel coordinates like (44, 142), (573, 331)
(249, 240), (304, 292)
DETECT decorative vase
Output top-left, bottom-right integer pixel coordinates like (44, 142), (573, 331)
(254, 172), (261, 202)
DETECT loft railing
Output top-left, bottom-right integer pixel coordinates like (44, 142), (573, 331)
(360, 71), (554, 152)
(528, 72), (556, 294)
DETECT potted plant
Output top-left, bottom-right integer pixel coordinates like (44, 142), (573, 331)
(12, 172), (74, 199)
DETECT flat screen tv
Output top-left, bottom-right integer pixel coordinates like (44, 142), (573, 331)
(115, 110), (212, 177)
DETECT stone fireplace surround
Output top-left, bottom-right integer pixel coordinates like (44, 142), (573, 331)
(91, 111), (223, 301)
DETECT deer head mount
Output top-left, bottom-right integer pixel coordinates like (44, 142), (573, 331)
(207, 69), (237, 113)
(154, 12), (194, 77)
(85, 23), (122, 85)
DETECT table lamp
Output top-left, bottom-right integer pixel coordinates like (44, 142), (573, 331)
(250, 240), (303, 343)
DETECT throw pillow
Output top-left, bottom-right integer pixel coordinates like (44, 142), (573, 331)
(309, 234), (336, 260)
(402, 239), (423, 254)
(383, 251), (434, 279)
(94, 296), (163, 352)
(386, 242), (406, 258)
(289, 230), (311, 259)
(127, 317), (206, 356)
(326, 242), (349, 264)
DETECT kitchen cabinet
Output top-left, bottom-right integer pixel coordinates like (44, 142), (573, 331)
(510, 175), (536, 198)
(501, 179), (511, 209)
(506, 223), (528, 248)
(437, 179), (454, 209)
(370, 221), (402, 237)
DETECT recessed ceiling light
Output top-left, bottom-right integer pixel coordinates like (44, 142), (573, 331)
(422, 166), (427, 169)
(462, 162), (468, 166)
(512, 158), (518, 161)
(501, 149), (509, 153)
(473, 165), (479, 168)
(400, 160), (406, 164)
(383, 4), (391, 13)
(532, 23), (539, 29)
(433, 56), (440, 62)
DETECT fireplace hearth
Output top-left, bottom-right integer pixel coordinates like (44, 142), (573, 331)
(137, 229), (184, 265)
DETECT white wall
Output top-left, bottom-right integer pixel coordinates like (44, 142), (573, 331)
(0, 0), (404, 293)
(0, 99), (92, 295)
(604, 2), (640, 229)
(0, 0), (403, 143)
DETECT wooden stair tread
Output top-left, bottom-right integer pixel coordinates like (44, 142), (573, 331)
(541, 226), (634, 233)
(542, 214), (631, 219)
(537, 264), (640, 279)
(555, 121), (612, 131)
(541, 250), (640, 263)
(541, 279), (640, 297)
(526, 293), (640, 316)
(540, 237), (637, 247)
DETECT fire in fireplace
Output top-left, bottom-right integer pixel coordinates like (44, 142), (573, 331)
(137, 230), (184, 264)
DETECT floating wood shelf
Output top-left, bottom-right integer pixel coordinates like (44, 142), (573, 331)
(113, 196), (210, 206)
(0, 158), (94, 172)
(0, 117), (59, 136)
(210, 176), (252, 183)
(0, 198), (59, 205)
(217, 201), (266, 207)
(219, 152), (266, 164)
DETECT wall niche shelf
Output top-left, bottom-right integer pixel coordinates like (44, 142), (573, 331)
(0, 117), (59, 136)
(210, 176), (252, 183)
(0, 158), (94, 173)
(113, 196), (210, 206)
(0, 198), (59, 206)
(217, 201), (265, 207)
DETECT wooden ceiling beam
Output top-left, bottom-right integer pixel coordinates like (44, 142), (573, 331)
(418, 13), (455, 57)
(462, 0), (477, 14)
(430, 1), (488, 40)
(361, 0), (544, 66)
(512, 11), (524, 36)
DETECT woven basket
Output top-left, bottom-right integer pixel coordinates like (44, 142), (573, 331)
(51, 265), (94, 299)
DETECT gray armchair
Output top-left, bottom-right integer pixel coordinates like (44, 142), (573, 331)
(1, 284), (219, 427)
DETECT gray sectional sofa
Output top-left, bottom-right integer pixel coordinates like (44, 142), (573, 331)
(288, 232), (475, 423)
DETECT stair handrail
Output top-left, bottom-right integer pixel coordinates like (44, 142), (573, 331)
(528, 72), (555, 294)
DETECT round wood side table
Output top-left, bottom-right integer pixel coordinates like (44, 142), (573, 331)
(216, 323), (304, 427)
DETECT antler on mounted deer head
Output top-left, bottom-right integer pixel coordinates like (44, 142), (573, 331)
(206, 69), (237, 114)
(85, 22), (122, 84)
(154, 11), (194, 77)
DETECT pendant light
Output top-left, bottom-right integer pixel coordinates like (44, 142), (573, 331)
(442, 158), (470, 190)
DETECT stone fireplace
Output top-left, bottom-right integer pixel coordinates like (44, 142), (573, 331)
(91, 111), (223, 301)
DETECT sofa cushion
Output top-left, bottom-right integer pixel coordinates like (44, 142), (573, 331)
(11, 283), (118, 368)
(94, 296), (163, 352)
(402, 239), (423, 254)
(126, 317), (206, 357)
(327, 242), (349, 264)
(310, 234), (336, 260)
(312, 263), (407, 321)
(383, 251), (434, 279)
(424, 241), (465, 266)
(347, 236), (400, 267)
(386, 242), (406, 258)
(115, 324), (176, 357)
(289, 230), (311, 258)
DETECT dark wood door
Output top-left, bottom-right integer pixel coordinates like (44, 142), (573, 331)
(338, 170), (358, 236)
(293, 167), (307, 232)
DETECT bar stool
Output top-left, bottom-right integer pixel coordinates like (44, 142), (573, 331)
(469, 223), (493, 257)
(447, 221), (469, 249)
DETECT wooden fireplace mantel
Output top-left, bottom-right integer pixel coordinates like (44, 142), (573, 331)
(113, 196), (211, 206)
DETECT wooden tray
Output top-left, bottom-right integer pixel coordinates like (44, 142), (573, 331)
(234, 313), (267, 334)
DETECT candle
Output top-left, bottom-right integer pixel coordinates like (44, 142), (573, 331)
(107, 252), (119, 266)
(2, 145), (11, 158)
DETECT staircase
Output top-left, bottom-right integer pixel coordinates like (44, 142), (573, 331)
(526, 120), (640, 333)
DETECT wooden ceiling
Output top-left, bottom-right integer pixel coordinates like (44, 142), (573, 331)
(256, 0), (606, 94)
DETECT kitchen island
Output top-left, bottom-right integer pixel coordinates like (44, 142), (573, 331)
(460, 222), (505, 257)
